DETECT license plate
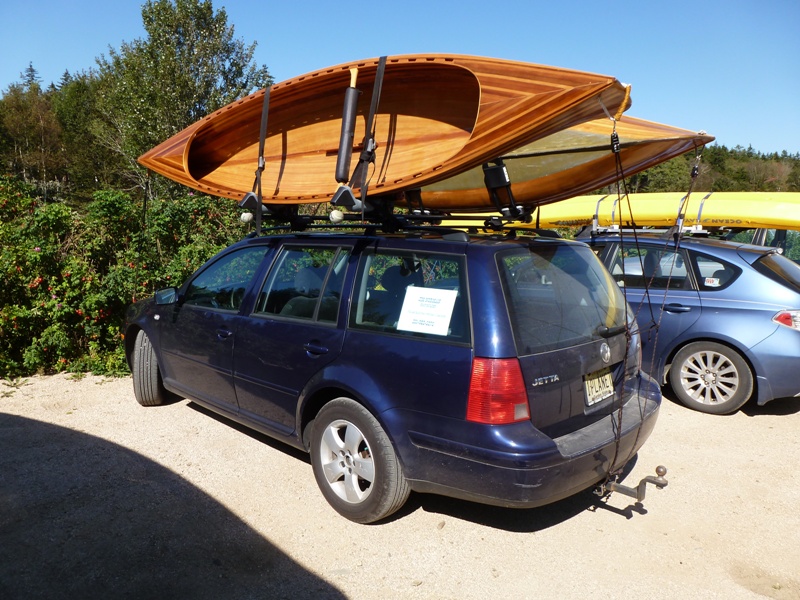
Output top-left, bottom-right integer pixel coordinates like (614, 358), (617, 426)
(584, 368), (614, 406)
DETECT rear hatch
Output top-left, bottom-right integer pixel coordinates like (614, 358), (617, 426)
(498, 241), (641, 438)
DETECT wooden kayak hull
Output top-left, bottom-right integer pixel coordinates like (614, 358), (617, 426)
(138, 54), (631, 203)
(518, 192), (800, 229)
(419, 116), (714, 210)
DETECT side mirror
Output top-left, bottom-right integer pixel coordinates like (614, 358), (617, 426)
(154, 287), (179, 305)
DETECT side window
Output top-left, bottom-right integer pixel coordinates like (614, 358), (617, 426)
(183, 246), (267, 311)
(610, 246), (689, 290)
(255, 246), (348, 323)
(693, 252), (739, 290)
(349, 251), (469, 343)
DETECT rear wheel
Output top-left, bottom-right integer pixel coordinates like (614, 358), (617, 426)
(132, 330), (177, 406)
(668, 341), (753, 414)
(310, 398), (410, 524)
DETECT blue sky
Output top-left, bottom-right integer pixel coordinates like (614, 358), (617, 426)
(2, 0), (798, 154)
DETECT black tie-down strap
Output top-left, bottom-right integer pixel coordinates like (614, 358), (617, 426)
(348, 56), (387, 202)
(250, 85), (272, 234)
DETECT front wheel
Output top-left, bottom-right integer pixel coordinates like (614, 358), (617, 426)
(131, 330), (178, 407)
(309, 398), (410, 524)
(668, 341), (753, 414)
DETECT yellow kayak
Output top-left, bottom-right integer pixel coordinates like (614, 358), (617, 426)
(456, 192), (800, 230)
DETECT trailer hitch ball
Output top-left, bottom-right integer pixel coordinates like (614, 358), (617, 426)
(600, 465), (669, 502)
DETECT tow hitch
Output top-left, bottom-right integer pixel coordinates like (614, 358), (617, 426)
(596, 465), (668, 502)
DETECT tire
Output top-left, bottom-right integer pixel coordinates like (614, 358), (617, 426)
(131, 330), (176, 407)
(668, 341), (753, 414)
(310, 398), (410, 524)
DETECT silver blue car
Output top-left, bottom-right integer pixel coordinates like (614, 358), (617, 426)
(586, 232), (800, 414)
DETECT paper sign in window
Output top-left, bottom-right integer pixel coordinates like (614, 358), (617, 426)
(397, 287), (458, 336)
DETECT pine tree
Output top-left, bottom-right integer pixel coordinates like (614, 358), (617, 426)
(21, 63), (41, 88)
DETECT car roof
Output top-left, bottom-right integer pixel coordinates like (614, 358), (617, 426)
(229, 227), (577, 251)
(586, 230), (780, 258)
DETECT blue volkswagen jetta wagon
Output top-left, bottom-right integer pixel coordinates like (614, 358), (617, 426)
(125, 227), (661, 523)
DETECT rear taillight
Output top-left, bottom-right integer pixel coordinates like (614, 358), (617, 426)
(466, 358), (530, 424)
(773, 310), (800, 330)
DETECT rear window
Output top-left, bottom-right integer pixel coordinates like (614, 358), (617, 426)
(255, 245), (349, 323)
(753, 252), (800, 293)
(499, 243), (629, 354)
(349, 249), (470, 343)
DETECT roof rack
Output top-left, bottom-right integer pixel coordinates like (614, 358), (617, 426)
(238, 146), (554, 238)
(238, 184), (554, 239)
(577, 223), (742, 238)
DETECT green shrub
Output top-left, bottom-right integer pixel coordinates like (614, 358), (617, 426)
(0, 176), (244, 377)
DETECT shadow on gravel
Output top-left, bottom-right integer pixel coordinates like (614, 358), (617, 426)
(187, 399), (651, 533)
(660, 384), (800, 417)
(0, 414), (345, 600)
(742, 396), (800, 417)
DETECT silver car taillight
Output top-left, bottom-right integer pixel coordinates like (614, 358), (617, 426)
(773, 310), (800, 331)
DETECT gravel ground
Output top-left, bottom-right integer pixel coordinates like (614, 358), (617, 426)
(1, 373), (799, 599)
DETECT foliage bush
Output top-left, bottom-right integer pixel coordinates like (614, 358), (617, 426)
(0, 175), (244, 377)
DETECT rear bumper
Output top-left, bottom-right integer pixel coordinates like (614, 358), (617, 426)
(396, 376), (661, 508)
(749, 329), (800, 405)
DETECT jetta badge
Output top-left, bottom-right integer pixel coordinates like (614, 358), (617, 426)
(600, 342), (611, 364)
(531, 374), (560, 387)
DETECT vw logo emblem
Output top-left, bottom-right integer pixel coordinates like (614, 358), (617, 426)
(600, 342), (611, 364)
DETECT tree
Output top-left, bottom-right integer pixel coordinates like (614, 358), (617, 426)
(21, 62), (41, 88)
(787, 163), (800, 192)
(51, 71), (121, 200)
(627, 155), (694, 193)
(93, 0), (271, 196)
(0, 76), (64, 194)
(703, 144), (728, 173)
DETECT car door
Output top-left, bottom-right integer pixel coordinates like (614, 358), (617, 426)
(602, 241), (702, 375)
(233, 244), (352, 435)
(158, 245), (268, 413)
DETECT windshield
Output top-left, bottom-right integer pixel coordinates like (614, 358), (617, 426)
(499, 243), (629, 354)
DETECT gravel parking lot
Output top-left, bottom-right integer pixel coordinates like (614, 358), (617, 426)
(1, 373), (799, 599)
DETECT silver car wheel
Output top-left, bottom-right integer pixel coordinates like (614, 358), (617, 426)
(318, 418), (375, 504)
(310, 398), (410, 523)
(678, 348), (739, 405)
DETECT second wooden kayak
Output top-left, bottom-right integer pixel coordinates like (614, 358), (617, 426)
(418, 116), (714, 211)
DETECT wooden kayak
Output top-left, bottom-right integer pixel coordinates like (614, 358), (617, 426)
(419, 116), (714, 210)
(138, 54), (632, 203)
(512, 192), (800, 229)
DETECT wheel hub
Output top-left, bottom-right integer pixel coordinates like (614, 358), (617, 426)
(701, 370), (718, 386)
(340, 450), (355, 473)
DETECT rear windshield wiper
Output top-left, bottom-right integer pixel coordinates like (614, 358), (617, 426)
(597, 324), (628, 338)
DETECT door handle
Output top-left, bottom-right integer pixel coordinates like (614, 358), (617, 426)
(664, 303), (691, 313)
(303, 342), (329, 356)
(216, 328), (233, 340)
